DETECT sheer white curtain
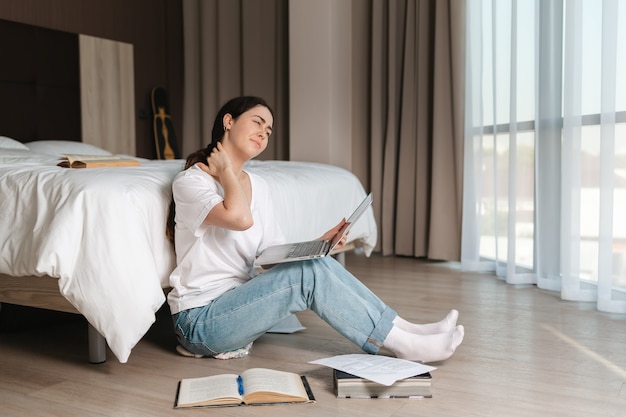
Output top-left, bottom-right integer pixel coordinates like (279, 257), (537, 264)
(462, 0), (626, 314)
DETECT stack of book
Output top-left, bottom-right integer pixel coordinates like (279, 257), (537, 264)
(333, 369), (432, 399)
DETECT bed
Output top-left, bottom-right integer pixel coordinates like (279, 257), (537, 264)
(0, 138), (377, 364)
(0, 18), (377, 364)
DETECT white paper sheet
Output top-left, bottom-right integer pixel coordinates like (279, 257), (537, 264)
(310, 354), (436, 386)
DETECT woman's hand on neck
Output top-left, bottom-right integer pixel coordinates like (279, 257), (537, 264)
(199, 140), (253, 230)
(200, 141), (246, 180)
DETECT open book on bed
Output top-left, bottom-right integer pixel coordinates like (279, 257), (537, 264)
(58, 154), (141, 168)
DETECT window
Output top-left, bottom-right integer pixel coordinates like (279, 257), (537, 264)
(463, 0), (626, 312)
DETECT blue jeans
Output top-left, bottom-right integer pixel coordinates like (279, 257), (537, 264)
(172, 256), (397, 357)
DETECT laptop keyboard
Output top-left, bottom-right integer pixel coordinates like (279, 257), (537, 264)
(287, 240), (329, 258)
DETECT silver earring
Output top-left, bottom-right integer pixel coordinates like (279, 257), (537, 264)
(223, 125), (226, 132)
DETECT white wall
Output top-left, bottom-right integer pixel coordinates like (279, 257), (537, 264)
(288, 0), (353, 171)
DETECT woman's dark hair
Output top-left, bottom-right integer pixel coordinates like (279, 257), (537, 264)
(166, 96), (273, 243)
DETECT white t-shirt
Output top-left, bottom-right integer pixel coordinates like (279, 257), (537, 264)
(167, 164), (285, 314)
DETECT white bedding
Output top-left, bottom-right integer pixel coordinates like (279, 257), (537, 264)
(0, 148), (377, 363)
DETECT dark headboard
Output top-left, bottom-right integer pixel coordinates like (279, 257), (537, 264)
(0, 19), (81, 143)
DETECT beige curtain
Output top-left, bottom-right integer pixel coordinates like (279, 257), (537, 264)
(367, 0), (464, 260)
(181, 0), (289, 160)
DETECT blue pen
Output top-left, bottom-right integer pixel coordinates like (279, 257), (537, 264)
(237, 375), (244, 395)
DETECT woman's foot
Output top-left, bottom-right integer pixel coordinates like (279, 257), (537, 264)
(393, 309), (459, 335)
(384, 324), (465, 363)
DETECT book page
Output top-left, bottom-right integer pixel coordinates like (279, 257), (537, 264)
(242, 368), (307, 402)
(177, 374), (241, 407)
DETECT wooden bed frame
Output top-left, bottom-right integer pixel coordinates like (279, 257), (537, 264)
(0, 274), (108, 363)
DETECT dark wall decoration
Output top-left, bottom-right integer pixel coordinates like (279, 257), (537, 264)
(0, 0), (183, 158)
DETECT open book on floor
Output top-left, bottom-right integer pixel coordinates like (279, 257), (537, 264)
(334, 369), (432, 399)
(58, 154), (141, 168)
(174, 368), (315, 408)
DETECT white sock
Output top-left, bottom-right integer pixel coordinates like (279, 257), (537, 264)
(392, 309), (459, 335)
(383, 324), (465, 363)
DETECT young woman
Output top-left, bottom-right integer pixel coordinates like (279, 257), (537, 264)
(167, 96), (464, 362)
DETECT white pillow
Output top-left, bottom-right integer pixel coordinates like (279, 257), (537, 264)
(0, 148), (60, 165)
(0, 136), (30, 150)
(25, 140), (113, 156)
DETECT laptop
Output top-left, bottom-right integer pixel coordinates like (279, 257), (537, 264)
(255, 193), (373, 267)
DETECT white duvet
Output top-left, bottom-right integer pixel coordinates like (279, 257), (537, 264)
(0, 150), (377, 363)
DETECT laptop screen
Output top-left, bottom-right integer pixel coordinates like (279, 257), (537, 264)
(329, 193), (373, 250)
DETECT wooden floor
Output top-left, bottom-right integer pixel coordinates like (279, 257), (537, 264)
(1, 253), (625, 416)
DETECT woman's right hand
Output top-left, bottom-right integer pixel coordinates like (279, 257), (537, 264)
(197, 142), (253, 230)
(197, 142), (232, 178)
